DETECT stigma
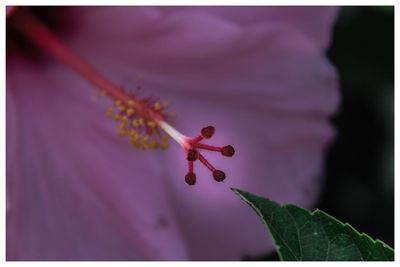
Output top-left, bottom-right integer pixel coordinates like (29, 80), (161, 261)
(159, 123), (235, 185)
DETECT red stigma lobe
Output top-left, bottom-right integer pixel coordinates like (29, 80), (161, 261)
(182, 126), (234, 185)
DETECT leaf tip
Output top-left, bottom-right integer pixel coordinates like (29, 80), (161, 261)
(230, 187), (247, 197)
(230, 187), (240, 194)
(230, 187), (251, 200)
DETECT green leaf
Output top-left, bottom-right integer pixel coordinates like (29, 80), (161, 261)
(232, 188), (394, 261)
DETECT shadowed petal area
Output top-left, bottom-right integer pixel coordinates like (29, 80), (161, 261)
(7, 7), (339, 260)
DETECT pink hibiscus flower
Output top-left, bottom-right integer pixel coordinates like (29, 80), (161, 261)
(6, 6), (339, 260)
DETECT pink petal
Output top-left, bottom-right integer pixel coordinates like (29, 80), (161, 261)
(169, 6), (340, 49)
(7, 6), (339, 260)
(157, 9), (338, 259)
(6, 53), (188, 260)
(65, 7), (338, 116)
(63, 7), (338, 259)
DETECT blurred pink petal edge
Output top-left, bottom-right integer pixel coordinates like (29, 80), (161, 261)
(6, 7), (340, 260)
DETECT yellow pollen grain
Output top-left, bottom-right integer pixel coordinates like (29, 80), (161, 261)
(114, 114), (121, 121)
(130, 138), (139, 145)
(121, 116), (129, 124)
(150, 140), (158, 149)
(118, 105), (126, 112)
(132, 119), (139, 128)
(160, 141), (169, 150)
(147, 121), (156, 128)
(110, 97), (172, 151)
(130, 136), (139, 143)
(127, 100), (135, 107)
(154, 102), (161, 110)
(126, 108), (135, 116)
(129, 131), (139, 139)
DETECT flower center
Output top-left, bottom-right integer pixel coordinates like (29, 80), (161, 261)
(8, 7), (235, 185)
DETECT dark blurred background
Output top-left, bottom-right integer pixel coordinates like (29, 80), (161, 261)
(322, 5), (394, 248)
(252, 6), (394, 261)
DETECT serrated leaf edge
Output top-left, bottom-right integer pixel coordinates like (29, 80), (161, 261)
(312, 208), (394, 258)
(231, 187), (394, 261)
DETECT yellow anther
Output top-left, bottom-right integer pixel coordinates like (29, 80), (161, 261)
(118, 105), (126, 112)
(114, 114), (121, 121)
(150, 140), (158, 149)
(147, 121), (156, 128)
(106, 107), (114, 117)
(121, 116), (129, 124)
(126, 108), (135, 116)
(132, 139), (140, 144)
(127, 100), (135, 107)
(130, 135), (140, 143)
(110, 96), (172, 151)
(130, 130), (139, 139)
(160, 141), (169, 150)
(100, 90), (107, 96)
(154, 102), (161, 110)
(132, 119), (139, 128)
